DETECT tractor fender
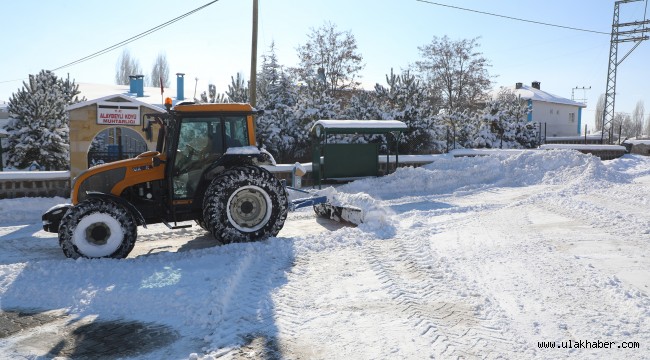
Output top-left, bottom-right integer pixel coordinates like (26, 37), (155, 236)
(202, 153), (272, 181)
(42, 203), (73, 233)
(85, 191), (148, 228)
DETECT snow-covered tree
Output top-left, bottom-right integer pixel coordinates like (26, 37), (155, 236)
(437, 110), (478, 150)
(149, 52), (170, 88)
(291, 77), (341, 161)
(198, 84), (228, 104)
(632, 100), (644, 138)
(6, 70), (83, 170)
(614, 112), (634, 139)
(375, 69), (441, 153)
(294, 22), (364, 94)
(416, 36), (491, 113)
(474, 88), (535, 149)
(594, 94), (605, 133)
(344, 90), (382, 121)
(255, 44), (302, 163)
(115, 49), (142, 85)
(225, 73), (249, 103)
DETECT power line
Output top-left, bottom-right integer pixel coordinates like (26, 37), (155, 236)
(49, 0), (219, 72)
(415, 0), (610, 35)
(0, 78), (26, 85)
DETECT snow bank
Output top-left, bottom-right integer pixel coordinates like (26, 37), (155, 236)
(0, 197), (69, 225)
(321, 150), (630, 214)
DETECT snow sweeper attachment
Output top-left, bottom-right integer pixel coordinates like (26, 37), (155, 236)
(284, 185), (364, 225)
(306, 119), (407, 225)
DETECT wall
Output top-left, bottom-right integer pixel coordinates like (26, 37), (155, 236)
(532, 102), (581, 137)
(0, 172), (70, 199)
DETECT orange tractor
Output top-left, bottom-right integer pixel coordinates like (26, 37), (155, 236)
(42, 100), (298, 259)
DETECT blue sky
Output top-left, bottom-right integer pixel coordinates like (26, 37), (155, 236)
(1, 0), (649, 131)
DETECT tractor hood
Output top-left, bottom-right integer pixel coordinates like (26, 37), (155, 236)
(72, 151), (166, 204)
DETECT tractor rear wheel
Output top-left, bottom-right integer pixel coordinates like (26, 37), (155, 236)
(59, 198), (137, 259)
(203, 165), (288, 243)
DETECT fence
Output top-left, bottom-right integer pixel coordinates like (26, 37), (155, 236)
(0, 171), (70, 199)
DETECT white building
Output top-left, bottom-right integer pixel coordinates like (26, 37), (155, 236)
(506, 81), (586, 137)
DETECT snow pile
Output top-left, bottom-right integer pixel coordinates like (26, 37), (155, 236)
(0, 197), (68, 225)
(322, 150), (630, 213)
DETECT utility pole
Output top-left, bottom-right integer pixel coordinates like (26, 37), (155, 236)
(571, 86), (591, 104)
(601, 0), (649, 143)
(249, 0), (259, 107)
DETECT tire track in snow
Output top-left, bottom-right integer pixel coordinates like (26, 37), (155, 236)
(198, 241), (295, 357)
(269, 256), (326, 360)
(531, 189), (650, 238)
(366, 236), (519, 359)
(453, 194), (650, 358)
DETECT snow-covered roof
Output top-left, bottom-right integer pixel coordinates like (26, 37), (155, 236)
(499, 84), (586, 108)
(311, 120), (407, 135)
(67, 93), (165, 113)
(624, 138), (650, 145)
(67, 82), (188, 112)
(314, 120), (407, 129)
(539, 144), (626, 151)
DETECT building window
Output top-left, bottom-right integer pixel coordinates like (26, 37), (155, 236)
(569, 113), (575, 122)
(550, 109), (553, 114)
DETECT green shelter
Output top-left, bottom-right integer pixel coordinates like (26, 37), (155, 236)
(310, 119), (407, 188)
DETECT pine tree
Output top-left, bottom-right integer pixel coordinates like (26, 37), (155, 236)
(344, 90), (381, 121)
(225, 73), (249, 103)
(375, 69), (440, 154)
(6, 70), (83, 170)
(255, 44), (302, 162)
(474, 88), (535, 149)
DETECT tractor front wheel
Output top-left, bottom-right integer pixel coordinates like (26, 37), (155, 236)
(59, 198), (137, 259)
(203, 165), (288, 244)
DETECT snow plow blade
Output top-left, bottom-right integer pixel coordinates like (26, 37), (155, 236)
(313, 203), (363, 225)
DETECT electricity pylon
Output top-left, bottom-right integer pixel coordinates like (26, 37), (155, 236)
(601, 0), (649, 143)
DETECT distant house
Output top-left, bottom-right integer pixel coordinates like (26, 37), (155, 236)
(504, 81), (586, 137)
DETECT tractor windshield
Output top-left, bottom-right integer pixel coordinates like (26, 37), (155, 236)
(172, 116), (248, 199)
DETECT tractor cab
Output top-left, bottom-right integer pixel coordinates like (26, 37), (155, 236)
(169, 111), (250, 199)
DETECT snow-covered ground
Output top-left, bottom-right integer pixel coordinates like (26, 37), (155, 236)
(0, 149), (649, 359)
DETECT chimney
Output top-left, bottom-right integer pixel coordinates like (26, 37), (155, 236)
(532, 81), (541, 90)
(129, 75), (144, 97)
(136, 75), (144, 97)
(176, 73), (185, 100)
(129, 75), (137, 94)
(515, 82), (523, 89)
